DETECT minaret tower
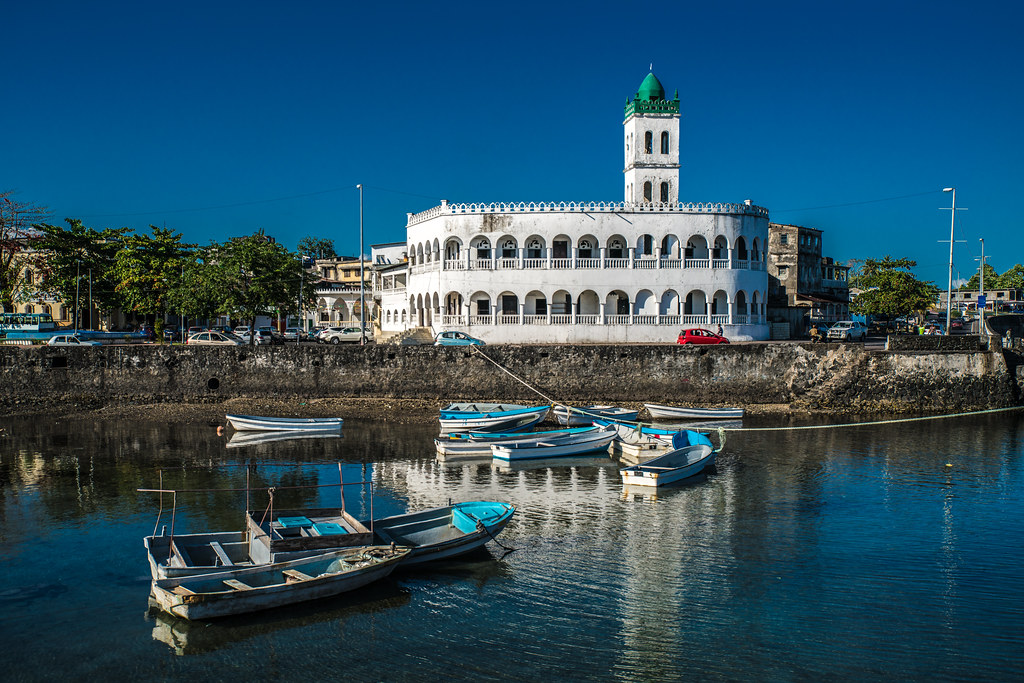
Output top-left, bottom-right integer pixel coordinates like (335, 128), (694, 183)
(623, 71), (680, 204)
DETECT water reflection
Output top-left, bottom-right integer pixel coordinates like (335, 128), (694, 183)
(1, 412), (1023, 680)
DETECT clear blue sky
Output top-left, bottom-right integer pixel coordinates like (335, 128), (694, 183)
(5, 0), (1022, 285)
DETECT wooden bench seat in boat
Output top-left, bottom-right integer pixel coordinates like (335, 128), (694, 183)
(223, 579), (252, 590)
(209, 541), (234, 567)
(282, 569), (314, 582)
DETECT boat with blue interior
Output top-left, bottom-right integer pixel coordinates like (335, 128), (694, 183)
(438, 403), (550, 435)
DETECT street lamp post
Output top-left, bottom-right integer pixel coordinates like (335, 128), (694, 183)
(979, 237), (986, 335)
(940, 188), (967, 335)
(357, 184), (365, 345)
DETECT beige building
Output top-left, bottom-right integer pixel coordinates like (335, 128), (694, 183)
(767, 222), (849, 337)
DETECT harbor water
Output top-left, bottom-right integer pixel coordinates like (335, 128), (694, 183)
(1, 411), (1022, 681)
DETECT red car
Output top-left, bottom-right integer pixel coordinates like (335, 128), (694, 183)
(677, 328), (730, 345)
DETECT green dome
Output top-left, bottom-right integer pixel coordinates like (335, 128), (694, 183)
(636, 72), (665, 101)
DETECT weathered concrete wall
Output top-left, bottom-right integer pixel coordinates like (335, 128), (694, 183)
(0, 342), (1017, 414)
(886, 334), (988, 352)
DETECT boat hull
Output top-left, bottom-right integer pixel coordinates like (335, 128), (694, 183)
(438, 405), (549, 435)
(150, 545), (408, 620)
(491, 430), (617, 461)
(644, 404), (744, 420)
(435, 427), (600, 457)
(225, 414), (344, 432)
(552, 405), (640, 426)
(619, 444), (716, 487)
(367, 501), (516, 565)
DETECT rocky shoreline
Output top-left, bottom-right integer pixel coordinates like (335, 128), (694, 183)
(1, 396), (799, 425)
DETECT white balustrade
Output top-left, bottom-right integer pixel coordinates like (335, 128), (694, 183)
(712, 259), (730, 269)
(576, 258), (601, 269)
(522, 315), (548, 325)
(523, 258), (546, 269)
(684, 259), (710, 268)
(632, 314), (658, 325)
(682, 314), (708, 324)
(468, 315), (492, 326)
(659, 315), (681, 325)
(575, 314), (599, 324)
(605, 315), (629, 325)
(660, 259), (682, 269)
(633, 259), (658, 269)
(603, 258), (628, 269)
(498, 314), (520, 325)
(550, 314), (573, 325)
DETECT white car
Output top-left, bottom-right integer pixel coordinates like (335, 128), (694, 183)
(236, 330), (272, 346)
(826, 321), (868, 342)
(319, 326), (371, 344)
(186, 331), (241, 346)
(46, 334), (100, 347)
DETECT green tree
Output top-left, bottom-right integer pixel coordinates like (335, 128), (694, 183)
(850, 256), (939, 323)
(166, 247), (230, 323)
(997, 264), (1024, 290)
(111, 226), (193, 339)
(34, 219), (131, 322)
(0, 191), (50, 310)
(296, 236), (337, 260)
(210, 232), (312, 344)
(962, 263), (1000, 291)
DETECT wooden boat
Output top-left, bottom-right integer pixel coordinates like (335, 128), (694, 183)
(435, 426), (601, 457)
(364, 501), (515, 565)
(596, 419), (681, 445)
(552, 405), (640, 426)
(146, 501), (515, 579)
(150, 544), (409, 620)
(491, 427), (617, 462)
(619, 433), (716, 487)
(225, 414), (344, 432)
(438, 403), (549, 435)
(644, 403), (744, 420)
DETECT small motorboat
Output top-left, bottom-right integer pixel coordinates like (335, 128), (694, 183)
(490, 427), (617, 462)
(644, 404), (744, 420)
(619, 431), (717, 487)
(150, 545), (409, 620)
(438, 403), (549, 435)
(551, 405), (640, 426)
(225, 414), (344, 432)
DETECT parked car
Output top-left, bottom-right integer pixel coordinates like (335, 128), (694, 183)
(256, 326), (285, 345)
(185, 331), (241, 346)
(163, 329), (178, 342)
(283, 327), (306, 341)
(186, 326), (206, 337)
(826, 320), (868, 342)
(434, 331), (485, 346)
(237, 330), (272, 346)
(950, 318), (964, 332)
(46, 334), (100, 347)
(677, 328), (729, 345)
(320, 326), (372, 344)
(233, 326), (251, 337)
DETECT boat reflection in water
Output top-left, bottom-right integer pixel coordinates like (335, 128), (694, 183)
(490, 454), (617, 474)
(225, 430), (342, 449)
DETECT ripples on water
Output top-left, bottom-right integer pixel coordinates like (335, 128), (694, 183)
(0, 413), (1022, 681)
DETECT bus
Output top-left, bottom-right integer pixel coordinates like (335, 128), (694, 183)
(0, 312), (59, 336)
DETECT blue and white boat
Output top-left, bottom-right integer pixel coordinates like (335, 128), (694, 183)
(491, 426), (617, 462)
(438, 403), (549, 435)
(619, 430), (717, 487)
(436, 426), (602, 458)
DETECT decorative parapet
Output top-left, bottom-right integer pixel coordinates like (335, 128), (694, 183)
(407, 200), (769, 227)
(624, 97), (680, 119)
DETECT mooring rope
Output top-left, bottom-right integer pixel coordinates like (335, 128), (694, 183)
(468, 345), (1024, 433)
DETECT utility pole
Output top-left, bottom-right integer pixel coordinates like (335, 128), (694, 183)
(74, 260), (80, 334)
(357, 184), (365, 345)
(941, 188), (968, 335)
(88, 269), (92, 331)
(979, 238), (986, 335)
(298, 263), (304, 343)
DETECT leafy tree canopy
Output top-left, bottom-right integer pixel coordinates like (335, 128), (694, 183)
(998, 264), (1024, 290)
(296, 236), (337, 260)
(111, 226), (193, 329)
(34, 219), (131, 314)
(850, 256), (939, 321)
(961, 263), (999, 291)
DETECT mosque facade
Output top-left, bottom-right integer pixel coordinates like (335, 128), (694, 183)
(375, 71), (770, 343)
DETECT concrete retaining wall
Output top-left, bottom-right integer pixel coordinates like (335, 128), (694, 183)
(1, 342), (1018, 415)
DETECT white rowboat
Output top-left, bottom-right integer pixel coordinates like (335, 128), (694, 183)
(552, 405), (640, 426)
(225, 414), (344, 432)
(619, 442), (716, 487)
(491, 428), (617, 462)
(644, 404), (744, 420)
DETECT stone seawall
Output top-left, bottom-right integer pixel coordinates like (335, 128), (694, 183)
(1, 342), (1018, 416)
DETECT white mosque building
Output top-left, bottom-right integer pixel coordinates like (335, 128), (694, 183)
(375, 71), (770, 343)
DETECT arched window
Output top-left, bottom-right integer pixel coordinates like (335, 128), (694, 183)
(501, 239), (517, 259)
(578, 239), (593, 259)
(644, 131), (653, 154)
(661, 131), (669, 154)
(660, 182), (669, 203)
(609, 239), (624, 259)
(643, 182), (652, 203)
(527, 239), (542, 259)
(476, 238), (490, 259)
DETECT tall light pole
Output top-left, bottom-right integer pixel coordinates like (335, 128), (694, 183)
(940, 188), (967, 335)
(357, 184), (365, 345)
(979, 237), (986, 334)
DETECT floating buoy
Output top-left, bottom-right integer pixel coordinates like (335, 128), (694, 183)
(945, 463), (953, 467)
(216, 426), (224, 436)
